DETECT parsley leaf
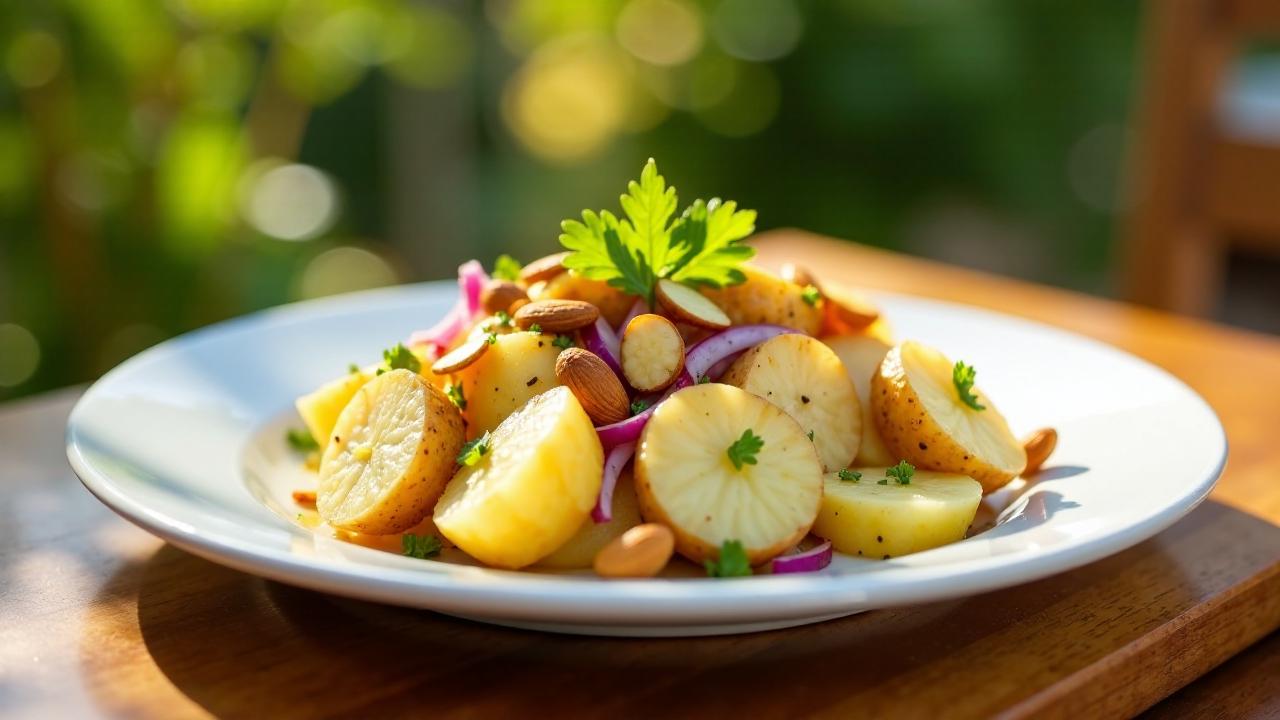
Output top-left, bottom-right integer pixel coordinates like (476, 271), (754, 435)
(552, 335), (574, 350)
(630, 399), (649, 416)
(485, 332), (499, 345)
(285, 428), (319, 452)
(457, 431), (491, 466)
(347, 363), (360, 374)
(801, 285), (822, 307)
(666, 198), (757, 289)
(697, 374), (711, 384)
(704, 539), (752, 577)
(561, 209), (652, 300)
(401, 534), (443, 559)
(444, 382), (466, 411)
(838, 468), (862, 483)
(529, 323), (542, 334)
(381, 343), (421, 375)
(726, 429), (764, 470)
(492, 254), (522, 281)
(886, 460), (915, 485)
(952, 360), (986, 411)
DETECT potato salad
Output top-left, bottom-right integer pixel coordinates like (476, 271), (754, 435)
(286, 160), (1057, 578)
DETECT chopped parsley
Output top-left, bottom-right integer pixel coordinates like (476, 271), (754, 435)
(492, 254), (522, 282)
(485, 331), (499, 345)
(952, 360), (986, 411)
(401, 534), (443, 559)
(801, 284), (822, 307)
(528, 323), (542, 334)
(379, 343), (421, 375)
(704, 539), (752, 577)
(726, 429), (764, 470)
(444, 382), (466, 410)
(456, 431), (491, 466)
(285, 428), (319, 452)
(807, 429), (815, 441)
(559, 159), (757, 306)
(883, 460), (915, 485)
(697, 374), (711, 384)
(630, 399), (649, 416)
(347, 363), (360, 374)
(552, 335), (574, 350)
(838, 468), (862, 483)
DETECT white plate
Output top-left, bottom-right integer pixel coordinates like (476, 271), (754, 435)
(67, 282), (1226, 636)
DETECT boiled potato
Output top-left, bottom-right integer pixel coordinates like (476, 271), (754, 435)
(538, 469), (642, 569)
(317, 369), (465, 534)
(871, 341), (1026, 492)
(528, 272), (634, 328)
(296, 347), (436, 450)
(452, 330), (563, 438)
(813, 468), (982, 558)
(434, 386), (604, 569)
(823, 335), (895, 466)
(700, 266), (823, 335)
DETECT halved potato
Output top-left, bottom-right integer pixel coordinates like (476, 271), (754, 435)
(823, 335), (895, 466)
(538, 469), (643, 569)
(452, 330), (563, 438)
(700, 266), (823, 335)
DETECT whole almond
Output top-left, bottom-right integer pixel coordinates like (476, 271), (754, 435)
(1022, 427), (1058, 476)
(555, 348), (629, 425)
(519, 251), (569, 284)
(515, 299), (600, 333)
(594, 523), (675, 578)
(780, 262), (819, 290)
(481, 280), (528, 315)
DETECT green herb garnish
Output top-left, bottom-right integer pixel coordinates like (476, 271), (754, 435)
(885, 460), (915, 485)
(457, 431), (491, 466)
(726, 429), (764, 470)
(838, 468), (862, 483)
(379, 343), (421, 375)
(285, 428), (319, 452)
(444, 382), (466, 411)
(401, 534), (443, 559)
(492, 254), (522, 281)
(630, 399), (649, 416)
(952, 360), (986, 411)
(529, 323), (542, 334)
(552, 335), (574, 350)
(347, 363), (360, 374)
(704, 539), (752, 577)
(559, 159), (757, 307)
(697, 374), (711, 384)
(807, 429), (815, 441)
(801, 285), (822, 307)
(485, 332), (499, 345)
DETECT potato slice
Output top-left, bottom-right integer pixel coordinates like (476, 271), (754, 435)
(635, 383), (823, 566)
(700, 266), (823, 335)
(812, 468), (982, 558)
(538, 468), (643, 569)
(316, 369), (465, 534)
(871, 341), (1026, 492)
(434, 386), (604, 569)
(720, 334), (861, 471)
(823, 335), (895, 466)
(296, 347), (436, 451)
(621, 313), (685, 392)
(656, 279), (731, 329)
(453, 330), (563, 438)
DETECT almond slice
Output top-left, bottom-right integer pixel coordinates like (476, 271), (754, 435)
(431, 334), (491, 374)
(555, 348), (630, 425)
(621, 313), (685, 392)
(514, 299), (600, 333)
(655, 279), (730, 329)
(519, 251), (569, 284)
(1022, 427), (1058, 476)
(481, 280), (528, 315)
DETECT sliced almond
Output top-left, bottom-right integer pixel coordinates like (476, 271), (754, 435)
(621, 313), (685, 392)
(481, 280), (528, 315)
(555, 347), (630, 425)
(655, 279), (731, 329)
(1022, 427), (1058, 476)
(594, 523), (675, 578)
(431, 334), (491, 375)
(514, 299), (600, 333)
(519, 251), (569, 285)
(823, 284), (880, 331)
(779, 262), (819, 289)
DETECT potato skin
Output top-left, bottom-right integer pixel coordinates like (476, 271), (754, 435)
(870, 346), (1023, 493)
(700, 266), (823, 335)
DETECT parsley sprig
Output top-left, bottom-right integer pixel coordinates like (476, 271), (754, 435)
(492, 254), (522, 281)
(879, 460), (915, 485)
(402, 534), (443, 559)
(838, 468), (862, 483)
(704, 539), (752, 577)
(444, 382), (466, 410)
(952, 360), (986, 411)
(285, 428), (319, 452)
(726, 429), (764, 470)
(379, 343), (421, 375)
(457, 431), (491, 466)
(559, 159), (757, 306)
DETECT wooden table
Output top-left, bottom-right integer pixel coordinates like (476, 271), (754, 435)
(4, 231), (1280, 719)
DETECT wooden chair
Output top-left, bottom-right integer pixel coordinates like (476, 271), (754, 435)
(1123, 0), (1280, 316)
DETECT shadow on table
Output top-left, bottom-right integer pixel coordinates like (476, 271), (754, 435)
(83, 500), (1280, 719)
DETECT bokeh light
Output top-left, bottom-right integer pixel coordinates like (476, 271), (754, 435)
(295, 246), (399, 299)
(710, 0), (803, 62)
(0, 324), (40, 387)
(6, 30), (62, 88)
(241, 161), (339, 241)
(616, 0), (703, 67)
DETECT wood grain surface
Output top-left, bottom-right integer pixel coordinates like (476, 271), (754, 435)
(3, 231), (1280, 719)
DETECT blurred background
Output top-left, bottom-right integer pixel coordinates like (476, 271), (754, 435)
(1, 0), (1277, 401)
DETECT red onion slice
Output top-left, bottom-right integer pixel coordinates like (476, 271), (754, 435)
(685, 325), (797, 380)
(592, 441), (636, 523)
(595, 371), (692, 448)
(580, 317), (623, 378)
(771, 540), (833, 574)
(408, 304), (466, 351)
(458, 260), (489, 319)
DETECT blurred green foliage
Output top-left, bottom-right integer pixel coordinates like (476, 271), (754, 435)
(0, 0), (1139, 400)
